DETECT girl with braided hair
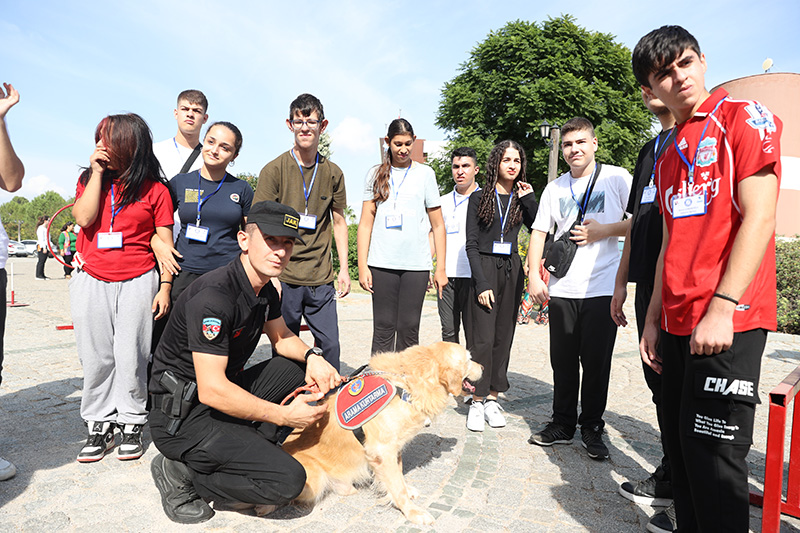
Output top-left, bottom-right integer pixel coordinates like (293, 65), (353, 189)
(464, 140), (538, 432)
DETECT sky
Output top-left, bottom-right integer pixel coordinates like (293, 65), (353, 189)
(2, 0), (798, 217)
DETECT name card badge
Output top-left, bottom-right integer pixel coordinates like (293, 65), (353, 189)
(385, 212), (403, 229)
(186, 224), (210, 243)
(672, 191), (707, 218)
(97, 232), (123, 249)
(445, 216), (459, 234)
(299, 213), (317, 230)
(492, 240), (512, 255)
(641, 185), (657, 204)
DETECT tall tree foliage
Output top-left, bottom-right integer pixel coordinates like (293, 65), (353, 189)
(0, 192), (69, 240)
(434, 15), (652, 192)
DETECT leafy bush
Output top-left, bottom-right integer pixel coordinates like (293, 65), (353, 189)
(776, 238), (800, 335)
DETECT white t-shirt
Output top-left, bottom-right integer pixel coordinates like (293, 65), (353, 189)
(153, 137), (203, 181)
(0, 220), (9, 269)
(363, 163), (441, 271)
(532, 164), (632, 298)
(440, 187), (479, 278)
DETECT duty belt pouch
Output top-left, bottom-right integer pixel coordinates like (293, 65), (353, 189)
(544, 163), (602, 278)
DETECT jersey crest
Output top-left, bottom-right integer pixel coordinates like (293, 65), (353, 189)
(696, 137), (718, 167)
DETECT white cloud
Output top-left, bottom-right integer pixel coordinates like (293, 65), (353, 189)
(331, 117), (378, 154)
(0, 174), (71, 206)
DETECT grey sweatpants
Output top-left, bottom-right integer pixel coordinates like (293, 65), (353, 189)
(70, 268), (158, 425)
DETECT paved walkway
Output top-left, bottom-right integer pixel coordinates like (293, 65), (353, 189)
(1, 256), (799, 532)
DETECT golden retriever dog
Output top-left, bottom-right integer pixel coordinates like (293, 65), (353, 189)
(281, 341), (482, 525)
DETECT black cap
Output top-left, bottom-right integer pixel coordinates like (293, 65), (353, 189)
(247, 201), (305, 244)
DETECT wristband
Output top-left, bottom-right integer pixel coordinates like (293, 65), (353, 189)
(304, 347), (323, 361)
(159, 280), (173, 285)
(713, 292), (738, 305)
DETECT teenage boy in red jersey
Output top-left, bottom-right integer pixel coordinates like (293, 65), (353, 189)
(633, 25), (782, 533)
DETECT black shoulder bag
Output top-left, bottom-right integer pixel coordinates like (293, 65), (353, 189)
(179, 143), (203, 174)
(543, 163), (602, 278)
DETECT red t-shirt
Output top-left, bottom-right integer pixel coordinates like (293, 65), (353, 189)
(75, 177), (174, 282)
(656, 89), (782, 335)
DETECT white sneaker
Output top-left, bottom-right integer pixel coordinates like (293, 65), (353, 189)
(484, 400), (506, 428)
(466, 401), (485, 432)
(0, 456), (16, 481)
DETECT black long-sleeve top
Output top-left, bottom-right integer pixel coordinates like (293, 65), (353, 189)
(465, 188), (538, 295)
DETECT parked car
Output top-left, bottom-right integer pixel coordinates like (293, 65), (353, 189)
(21, 240), (38, 256)
(7, 240), (28, 257)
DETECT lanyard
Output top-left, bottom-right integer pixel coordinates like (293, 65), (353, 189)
(452, 189), (471, 210)
(196, 170), (225, 225)
(673, 97), (726, 185)
(569, 163), (596, 218)
(109, 183), (124, 232)
(649, 128), (674, 184)
(494, 189), (513, 242)
(391, 164), (411, 209)
(290, 149), (319, 214)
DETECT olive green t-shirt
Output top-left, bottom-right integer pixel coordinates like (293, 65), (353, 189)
(254, 150), (347, 285)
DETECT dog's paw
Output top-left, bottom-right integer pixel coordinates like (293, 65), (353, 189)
(406, 507), (435, 525)
(332, 482), (358, 496)
(406, 485), (420, 500)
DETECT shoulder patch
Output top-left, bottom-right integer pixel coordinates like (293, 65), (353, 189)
(202, 317), (222, 340)
(744, 102), (777, 134)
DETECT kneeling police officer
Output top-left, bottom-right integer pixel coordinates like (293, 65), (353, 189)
(149, 200), (341, 523)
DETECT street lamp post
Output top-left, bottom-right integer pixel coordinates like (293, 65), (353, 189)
(539, 120), (561, 183)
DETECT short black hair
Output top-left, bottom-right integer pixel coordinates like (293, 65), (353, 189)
(451, 146), (477, 164)
(632, 25), (702, 88)
(177, 89), (208, 113)
(289, 93), (325, 121)
(561, 117), (595, 139)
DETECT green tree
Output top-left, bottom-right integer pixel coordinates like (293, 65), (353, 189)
(435, 15), (652, 192)
(29, 191), (69, 240)
(0, 196), (30, 241)
(237, 172), (258, 192)
(319, 131), (333, 160)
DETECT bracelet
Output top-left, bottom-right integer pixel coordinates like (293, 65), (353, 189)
(713, 292), (738, 305)
(159, 280), (173, 285)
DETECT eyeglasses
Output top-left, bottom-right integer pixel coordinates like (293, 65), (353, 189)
(291, 119), (321, 129)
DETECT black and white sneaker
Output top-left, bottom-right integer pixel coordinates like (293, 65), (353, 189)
(117, 424), (144, 461)
(646, 502), (677, 533)
(528, 422), (574, 446)
(581, 425), (609, 460)
(619, 471), (672, 506)
(77, 421), (116, 463)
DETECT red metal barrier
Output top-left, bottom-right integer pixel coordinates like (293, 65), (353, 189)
(750, 364), (800, 532)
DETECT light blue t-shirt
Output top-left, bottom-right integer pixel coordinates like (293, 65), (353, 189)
(362, 163), (441, 271)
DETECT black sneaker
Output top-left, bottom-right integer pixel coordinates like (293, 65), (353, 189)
(646, 502), (677, 533)
(619, 471), (672, 506)
(528, 422), (574, 446)
(151, 454), (215, 524)
(117, 424), (144, 461)
(77, 421), (116, 463)
(581, 425), (609, 460)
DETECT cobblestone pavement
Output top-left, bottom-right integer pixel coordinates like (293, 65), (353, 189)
(1, 256), (799, 532)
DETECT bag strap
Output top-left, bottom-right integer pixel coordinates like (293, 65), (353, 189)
(577, 162), (602, 224)
(179, 143), (203, 174)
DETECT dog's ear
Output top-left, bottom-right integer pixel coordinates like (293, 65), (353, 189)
(441, 365), (465, 396)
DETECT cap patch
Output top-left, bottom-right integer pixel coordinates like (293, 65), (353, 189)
(283, 214), (299, 230)
(202, 317), (222, 340)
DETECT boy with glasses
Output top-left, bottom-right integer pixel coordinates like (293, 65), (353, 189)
(254, 94), (349, 370)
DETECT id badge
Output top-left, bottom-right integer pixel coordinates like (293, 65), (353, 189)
(672, 191), (706, 218)
(492, 241), (512, 255)
(641, 185), (657, 204)
(186, 224), (210, 243)
(97, 232), (123, 249)
(445, 216), (459, 234)
(299, 214), (317, 230)
(385, 213), (403, 229)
